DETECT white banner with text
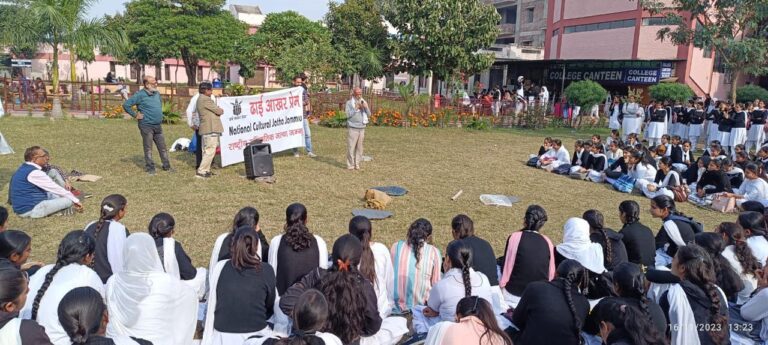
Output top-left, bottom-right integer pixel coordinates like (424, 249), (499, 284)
(218, 87), (305, 167)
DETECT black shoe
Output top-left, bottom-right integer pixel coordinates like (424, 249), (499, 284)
(195, 172), (212, 179)
(147, 169), (157, 176)
(162, 166), (175, 173)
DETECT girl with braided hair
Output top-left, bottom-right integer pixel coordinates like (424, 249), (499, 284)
(618, 200), (656, 268)
(149, 212), (207, 299)
(584, 262), (667, 338)
(583, 209), (628, 271)
(390, 218), (442, 313)
(0, 267), (52, 344)
(716, 222), (762, 305)
(413, 240), (495, 334)
(512, 259), (590, 345)
(348, 215), (395, 318)
(593, 301), (667, 345)
(660, 244), (730, 345)
(650, 195), (698, 267)
(84, 194), (128, 283)
(211, 206), (269, 269)
(58, 286), (151, 345)
(424, 296), (512, 345)
(738, 211), (768, 264)
(21, 230), (102, 345)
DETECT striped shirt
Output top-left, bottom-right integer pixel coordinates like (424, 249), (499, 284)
(390, 240), (442, 313)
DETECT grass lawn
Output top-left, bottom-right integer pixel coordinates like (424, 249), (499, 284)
(0, 116), (734, 265)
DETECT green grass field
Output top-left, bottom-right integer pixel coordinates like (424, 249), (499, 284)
(0, 116), (734, 265)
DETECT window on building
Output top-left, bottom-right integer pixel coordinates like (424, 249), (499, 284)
(165, 64), (172, 81)
(526, 8), (534, 23)
(564, 19), (635, 34)
(642, 17), (674, 26)
(714, 51), (727, 73)
(130, 63), (140, 81)
(498, 6), (517, 25)
(552, 28), (559, 37)
(109, 62), (116, 74)
(521, 40), (533, 47)
(495, 37), (515, 45)
(197, 66), (204, 82)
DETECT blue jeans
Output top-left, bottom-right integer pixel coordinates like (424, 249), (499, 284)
(20, 193), (73, 218)
(292, 119), (313, 154)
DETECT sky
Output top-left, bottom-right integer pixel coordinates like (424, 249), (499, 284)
(87, 0), (329, 21)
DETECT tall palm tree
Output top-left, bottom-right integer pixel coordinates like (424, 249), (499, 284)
(0, 0), (126, 117)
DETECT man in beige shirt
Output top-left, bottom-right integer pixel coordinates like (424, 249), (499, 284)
(196, 82), (224, 178)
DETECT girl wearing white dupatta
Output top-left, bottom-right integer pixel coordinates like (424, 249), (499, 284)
(21, 230), (102, 345)
(84, 195), (129, 284)
(105, 233), (197, 345)
(660, 244), (729, 345)
(148, 213), (207, 299)
(555, 218), (608, 307)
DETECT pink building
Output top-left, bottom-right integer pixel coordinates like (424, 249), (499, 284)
(544, 0), (741, 100)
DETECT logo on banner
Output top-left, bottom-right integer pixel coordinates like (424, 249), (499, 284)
(232, 99), (243, 116)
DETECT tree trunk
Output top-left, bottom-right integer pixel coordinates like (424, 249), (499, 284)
(730, 72), (741, 102)
(69, 50), (76, 82)
(181, 48), (198, 86)
(51, 42), (63, 118)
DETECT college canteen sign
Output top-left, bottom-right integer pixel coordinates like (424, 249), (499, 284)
(218, 87), (305, 167)
(548, 68), (660, 84)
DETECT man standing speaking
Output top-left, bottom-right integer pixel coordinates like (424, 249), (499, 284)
(195, 82), (224, 179)
(345, 87), (369, 170)
(123, 76), (173, 175)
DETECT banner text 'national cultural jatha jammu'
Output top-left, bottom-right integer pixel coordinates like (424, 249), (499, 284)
(218, 87), (305, 167)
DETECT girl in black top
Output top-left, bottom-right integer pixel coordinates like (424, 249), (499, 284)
(730, 103), (748, 152)
(659, 244), (730, 345)
(0, 267), (52, 344)
(58, 287), (151, 345)
(148, 213), (198, 281)
(512, 259), (590, 345)
(583, 209), (627, 271)
(451, 214), (497, 286)
(592, 300), (666, 345)
(747, 100), (767, 153)
(246, 290), (342, 345)
(618, 200), (656, 268)
(694, 232), (744, 303)
(84, 194), (128, 283)
(571, 140), (589, 168)
(212, 226), (276, 335)
(689, 102), (706, 150)
(218, 207), (270, 263)
(499, 205), (555, 300)
(270, 203), (327, 296)
(0, 230), (32, 270)
(717, 103), (733, 154)
(650, 196), (697, 266)
(606, 147), (631, 179)
(695, 158), (733, 197)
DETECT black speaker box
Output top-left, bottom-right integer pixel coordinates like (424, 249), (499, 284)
(243, 143), (274, 179)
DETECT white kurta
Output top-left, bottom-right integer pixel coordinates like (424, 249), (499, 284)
(84, 220), (128, 277)
(370, 242), (395, 318)
(161, 238), (207, 299)
(735, 178), (768, 206)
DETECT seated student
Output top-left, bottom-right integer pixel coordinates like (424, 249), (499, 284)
(390, 218), (442, 313)
(738, 211), (768, 265)
(268, 203), (328, 297)
(628, 150), (657, 190)
(555, 218), (611, 302)
(639, 157), (680, 199)
(604, 147), (631, 180)
(0, 267), (52, 344)
(618, 201), (656, 268)
(692, 233), (744, 304)
(424, 297), (513, 345)
(758, 147), (768, 179)
(539, 139), (570, 172)
(625, 133), (640, 147)
(537, 137), (552, 157)
(658, 244), (730, 345)
(58, 287), (151, 345)
(715, 222), (762, 305)
(589, 300), (667, 345)
(684, 155), (710, 190)
(0, 206), (7, 231)
(106, 233), (197, 345)
(583, 210), (628, 271)
(738, 265), (768, 345)
(149, 212), (207, 299)
(723, 163), (768, 207)
(733, 144), (747, 162)
(676, 140), (696, 173)
(591, 134), (606, 153)
(650, 196), (697, 267)
(512, 260), (590, 345)
(449, 215), (497, 288)
(498, 205), (555, 308)
(349, 216), (395, 318)
(580, 144), (608, 182)
(583, 263), (667, 339)
(723, 158), (745, 189)
(669, 135), (683, 160)
(84, 195), (129, 284)
(244, 290), (343, 345)
(8, 146), (81, 218)
(210, 207), (269, 274)
(605, 141), (624, 167)
(606, 129), (623, 148)
(703, 142), (728, 160)
(203, 227), (277, 345)
(281, 235), (407, 345)
(661, 134), (673, 157)
(0, 230), (31, 270)
(690, 158), (732, 204)
(735, 151), (751, 170)
(569, 141), (591, 176)
(413, 240), (494, 334)
(21, 230), (102, 345)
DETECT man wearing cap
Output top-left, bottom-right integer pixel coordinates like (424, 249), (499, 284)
(122, 76), (173, 175)
(196, 82), (224, 179)
(186, 81), (217, 169)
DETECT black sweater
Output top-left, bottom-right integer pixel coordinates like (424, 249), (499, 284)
(690, 109), (706, 124)
(217, 230), (270, 264)
(500, 231), (552, 296)
(275, 235), (321, 295)
(572, 149), (590, 168)
(732, 111), (747, 128)
(659, 280), (730, 345)
(619, 221), (656, 268)
(512, 279), (590, 345)
(0, 311), (52, 345)
(460, 235), (498, 286)
(214, 261), (276, 333)
(609, 157), (629, 174)
(84, 221), (129, 283)
(697, 170), (733, 194)
(587, 154), (606, 171)
(655, 218), (696, 259)
(589, 229), (628, 271)
(718, 113), (733, 132)
(154, 238), (197, 280)
(751, 109), (767, 125)
(583, 296), (667, 337)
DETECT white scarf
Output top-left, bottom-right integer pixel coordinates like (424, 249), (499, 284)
(655, 219), (687, 267)
(162, 238), (180, 279)
(662, 170), (680, 188)
(106, 233), (197, 345)
(590, 153), (607, 171)
(668, 284), (728, 345)
(556, 218), (606, 273)
(84, 220), (128, 277)
(0, 318), (21, 345)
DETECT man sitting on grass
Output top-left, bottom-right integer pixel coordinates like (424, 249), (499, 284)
(8, 146), (82, 218)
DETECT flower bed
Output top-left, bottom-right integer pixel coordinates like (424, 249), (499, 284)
(313, 108), (501, 128)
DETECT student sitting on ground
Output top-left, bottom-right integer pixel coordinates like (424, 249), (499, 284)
(0, 230), (32, 270)
(628, 150), (657, 191)
(149, 212), (207, 299)
(84, 194), (129, 284)
(649, 196), (697, 267)
(449, 215), (497, 288)
(390, 218), (442, 314)
(537, 137), (552, 156)
(618, 200), (656, 269)
(424, 297), (512, 345)
(245, 290), (343, 345)
(672, 139), (695, 173)
(690, 158), (732, 205)
(577, 144), (608, 182)
(715, 222), (762, 305)
(349, 215), (395, 318)
(722, 163), (768, 207)
(589, 299), (667, 345)
(0, 267), (52, 344)
(584, 210), (628, 271)
(738, 211), (768, 265)
(569, 141), (591, 176)
(555, 218), (611, 303)
(58, 287), (151, 345)
(606, 141), (624, 167)
(8, 146), (82, 218)
(736, 265), (768, 345)
(538, 139), (570, 172)
(639, 157), (680, 199)
(210, 207), (269, 280)
(604, 147), (631, 180)
(723, 158), (745, 189)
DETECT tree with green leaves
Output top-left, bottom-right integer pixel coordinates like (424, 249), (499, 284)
(247, 11), (341, 90)
(648, 83), (694, 103)
(0, 0), (126, 117)
(118, 0), (248, 85)
(642, 0), (768, 101)
(326, 0), (391, 83)
(381, 0), (500, 92)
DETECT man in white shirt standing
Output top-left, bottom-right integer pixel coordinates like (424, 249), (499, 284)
(345, 87), (369, 170)
(8, 146), (82, 218)
(186, 82), (217, 170)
